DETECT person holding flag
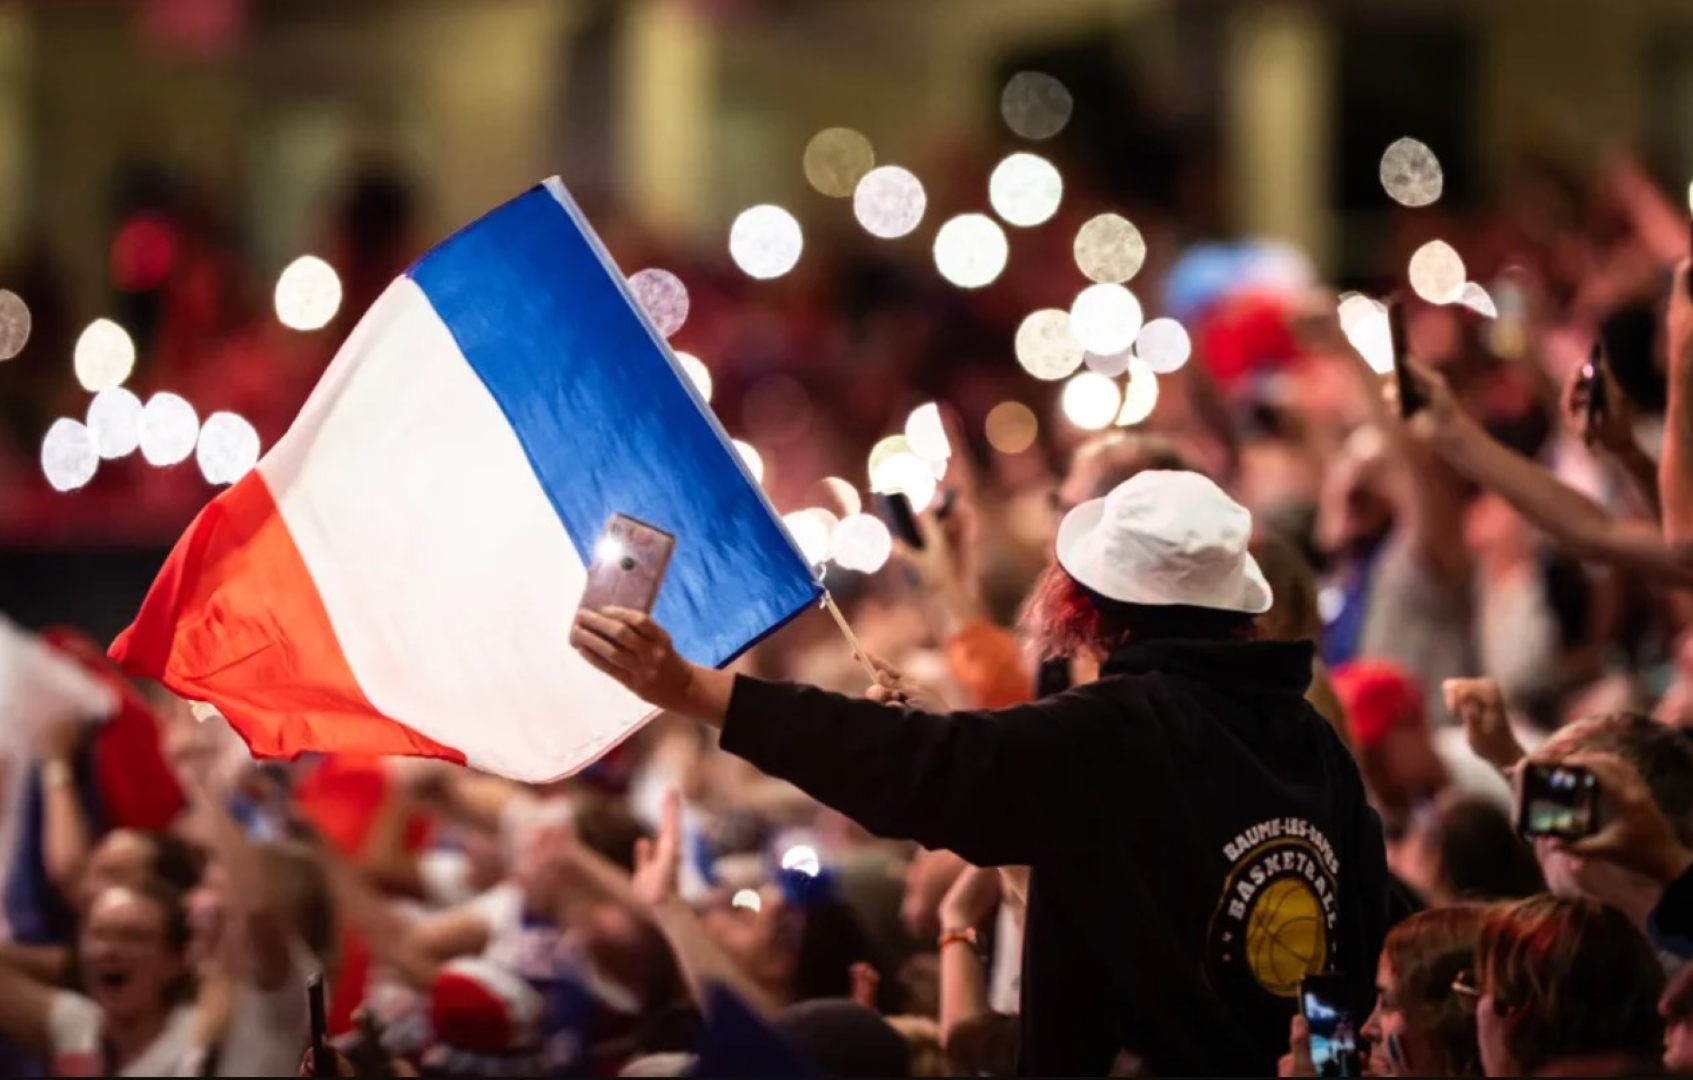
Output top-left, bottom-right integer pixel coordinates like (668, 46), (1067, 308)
(572, 468), (1389, 1077)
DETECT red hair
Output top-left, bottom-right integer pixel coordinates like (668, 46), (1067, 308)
(1018, 564), (1255, 660)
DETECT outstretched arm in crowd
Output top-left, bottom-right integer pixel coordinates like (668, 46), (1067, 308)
(1394, 360), (1693, 585)
(1659, 265), (1693, 544)
(1337, 313), (1471, 588)
(34, 714), (93, 904)
(572, 608), (1088, 869)
(549, 789), (782, 1019)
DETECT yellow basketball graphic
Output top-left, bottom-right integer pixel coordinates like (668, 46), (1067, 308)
(1243, 877), (1327, 997)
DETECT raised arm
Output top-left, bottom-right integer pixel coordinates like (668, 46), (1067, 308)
(1397, 361), (1693, 585)
(571, 609), (1091, 868)
(1660, 265), (1693, 543)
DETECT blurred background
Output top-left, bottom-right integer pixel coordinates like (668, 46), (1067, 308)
(2, 0), (1691, 642)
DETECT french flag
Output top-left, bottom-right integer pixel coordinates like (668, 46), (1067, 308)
(111, 179), (822, 782)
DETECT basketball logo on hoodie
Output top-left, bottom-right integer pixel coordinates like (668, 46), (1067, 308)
(1206, 817), (1341, 998)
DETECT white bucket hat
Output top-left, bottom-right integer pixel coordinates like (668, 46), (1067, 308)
(1055, 470), (1273, 614)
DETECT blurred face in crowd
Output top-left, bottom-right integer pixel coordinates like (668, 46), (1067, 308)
(1315, 431), (1394, 558)
(79, 829), (158, 913)
(1361, 954), (1429, 1076)
(79, 887), (185, 1024)
(700, 889), (791, 996)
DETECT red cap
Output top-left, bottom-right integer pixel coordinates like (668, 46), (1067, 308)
(429, 958), (543, 1055)
(1330, 660), (1425, 750)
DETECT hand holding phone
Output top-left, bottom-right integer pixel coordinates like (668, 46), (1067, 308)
(1516, 762), (1600, 840)
(873, 491), (924, 550)
(580, 514), (676, 614)
(1300, 975), (1362, 1077)
(1389, 301), (1425, 420)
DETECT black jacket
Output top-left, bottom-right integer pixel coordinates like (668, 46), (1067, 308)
(720, 638), (1388, 1076)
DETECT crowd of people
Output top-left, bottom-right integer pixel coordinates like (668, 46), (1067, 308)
(11, 118), (1693, 1076)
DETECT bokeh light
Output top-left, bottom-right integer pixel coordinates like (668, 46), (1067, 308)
(73, 318), (136, 393)
(832, 513), (893, 574)
(1380, 138), (1444, 208)
(1073, 214), (1147, 284)
(1001, 71), (1073, 140)
(783, 508), (837, 565)
(274, 255), (342, 332)
(1454, 282), (1498, 319)
(0, 289), (32, 360)
(139, 392), (200, 466)
(933, 214), (1009, 289)
(871, 452), (937, 512)
(196, 411), (261, 485)
(821, 476), (862, 517)
(988, 153), (1063, 227)
(41, 419), (98, 492)
(729, 204), (804, 280)
(1135, 317), (1192, 374)
(853, 166), (927, 239)
(1408, 240), (1466, 304)
(1061, 372), (1122, 431)
(904, 403), (951, 462)
(803, 127), (875, 198)
(628, 268), (690, 337)
(1116, 356), (1160, 426)
(86, 387), (143, 460)
(1069, 284), (1143, 356)
(868, 434), (915, 478)
(1084, 351), (1131, 377)
(731, 888), (763, 913)
(984, 401), (1038, 454)
(110, 213), (177, 293)
(732, 439), (764, 484)
(675, 352), (712, 402)
(780, 844), (822, 878)
(1015, 308), (1086, 381)
(1337, 294), (1394, 373)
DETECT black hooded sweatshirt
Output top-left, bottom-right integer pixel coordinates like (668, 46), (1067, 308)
(719, 638), (1388, 1076)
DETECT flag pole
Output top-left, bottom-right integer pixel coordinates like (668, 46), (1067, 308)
(822, 592), (885, 687)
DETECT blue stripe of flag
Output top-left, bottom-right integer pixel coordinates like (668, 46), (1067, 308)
(406, 180), (821, 667)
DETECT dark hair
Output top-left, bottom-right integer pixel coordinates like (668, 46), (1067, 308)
(1539, 712), (1693, 845)
(1432, 797), (1544, 902)
(1020, 563), (1256, 660)
(790, 895), (877, 1003)
(1477, 895), (1664, 1075)
(142, 831), (205, 895)
(1381, 904), (1488, 1077)
(573, 792), (650, 874)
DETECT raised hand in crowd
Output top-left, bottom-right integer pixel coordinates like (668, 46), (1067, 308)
(1443, 676), (1526, 775)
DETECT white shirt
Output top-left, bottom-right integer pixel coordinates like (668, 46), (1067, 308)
(48, 941), (317, 1077)
(48, 996), (202, 1077)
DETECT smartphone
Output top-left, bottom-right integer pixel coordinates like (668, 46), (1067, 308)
(307, 972), (330, 1077)
(1580, 341), (1608, 438)
(1517, 762), (1600, 840)
(580, 513), (676, 613)
(1300, 974), (1362, 1077)
(1389, 301), (1424, 419)
(873, 491), (923, 550)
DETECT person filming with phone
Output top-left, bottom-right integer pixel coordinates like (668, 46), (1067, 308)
(571, 469), (1389, 1076)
